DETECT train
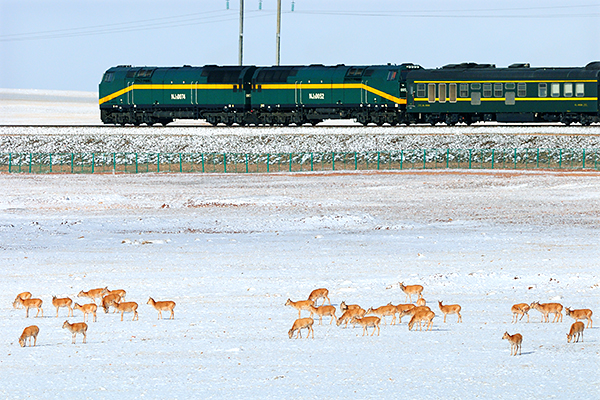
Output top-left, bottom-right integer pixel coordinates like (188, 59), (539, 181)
(99, 61), (600, 126)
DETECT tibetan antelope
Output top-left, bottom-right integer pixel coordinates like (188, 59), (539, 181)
(408, 309), (435, 331)
(147, 297), (176, 320)
(74, 303), (97, 322)
(416, 297), (427, 307)
(511, 303), (531, 323)
(307, 288), (331, 306)
(337, 307), (366, 328)
(438, 301), (462, 323)
(399, 282), (424, 303)
(13, 297), (43, 318)
(115, 301), (139, 321)
(502, 332), (522, 356)
(62, 320), (88, 344)
(340, 301), (362, 312)
(18, 325), (39, 347)
(77, 287), (108, 304)
(52, 296), (73, 317)
(105, 288), (126, 299)
(13, 292), (32, 309)
(101, 293), (122, 314)
(565, 307), (593, 328)
(352, 316), (381, 336)
(393, 303), (415, 323)
(366, 304), (397, 325)
(288, 318), (314, 339)
(530, 301), (563, 323)
(567, 321), (585, 343)
(285, 298), (315, 318)
(309, 304), (337, 325)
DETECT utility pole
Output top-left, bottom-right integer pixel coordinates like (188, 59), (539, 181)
(276, 0), (281, 66)
(239, 0), (244, 65)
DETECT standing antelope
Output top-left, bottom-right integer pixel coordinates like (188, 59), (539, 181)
(399, 282), (424, 303)
(13, 297), (43, 318)
(101, 293), (122, 314)
(285, 298), (315, 318)
(438, 301), (462, 323)
(366, 304), (397, 325)
(74, 303), (97, 322)
(511, 303), (531, 323)
(309, 304), (337, 325)
(416, 297), (427, 307)
(502, 332), (523, 356)
(567, 321), (585, 343)
(565, 307), (593, 328)
(352, 316), (381, 336)
(77, 287), (108, 304)
(62, 320), (88, 344)
(13, 292), (32, 309)
(105, 288), (126, 299)
(336, 307), (367, 328)
(18, 325), (39, 347)
(394, 303), (416, 323)
(408, 309), (435, 331)
(307, 288), (331, 306)
(147, 297), (176, 320)
(115, 301), (139, 321)
(52, 296), (73, 317)
(288, 317), (314, 339)
(340, 301), (362, 312)
(530, 301), (563, 323)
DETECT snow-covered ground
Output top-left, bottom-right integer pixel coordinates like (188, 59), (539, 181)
(1, 170), (599, 399)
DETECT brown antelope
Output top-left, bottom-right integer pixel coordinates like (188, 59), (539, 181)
(18, 325), (39, 347)
(13, 292), (32, 309)
(309, 304), (337, 325)
(147, 297), (176, 320)
(366, 304), (397, 325)
(101, 293), (122, 314)
(567, 321), (585, 343)
(77, 287), (108, 304)
(511, 303), (531, 323)
(393, 303), (416, 323)
(502, 332), (523, 356)
(351, 316), (381, 336)
(340, 301), (362, 312)
(336, 307), (367, 328)
(307, 288), (331, 306)
(285, 298), (315, 318)
(74, 303), (97, 322)
(416, 297), (427, 307)
(62, 320), (88, 344)
(52, 296), (73, 317)
(408, 309), (435, 331)
(13, 297), (43, 318)
(288, 317), (314, 339)
(438, 301), (462, 323)
(565, 307), (593, 328)
(530, 301), (563, 323)
(399, 282), (424, 303)
(115, 301), (139, 321)
(105, 288), (126, 299)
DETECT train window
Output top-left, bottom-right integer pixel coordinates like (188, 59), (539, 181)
(505, 83), (515, 90)
(449, 83), (457, 103)
(103, 73), (114, 83)
(386, 71), (397, 81)
(459, 83), (468, 97)
(417, 83), (426, 98)
(517, 83), (527, 97)
(494, 83), (503, 97)
(538, 83), (547, 97)
(471, 92), (481, 105)
(483, 83), (492, 98)
(471, 83), (481, 90)
(505, 92), (516, 105)
(428, 83), (436, 103)
(551, 83), (560, 97)
(564, 83), (573, 97)
(438, 83), (447, 103)
(576, 83), (585, 97)
(347, 68), (364, 77)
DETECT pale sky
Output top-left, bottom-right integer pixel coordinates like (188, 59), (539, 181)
(1, 0), (599, 91)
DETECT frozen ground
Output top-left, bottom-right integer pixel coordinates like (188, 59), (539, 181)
(1, 170), (599, 399)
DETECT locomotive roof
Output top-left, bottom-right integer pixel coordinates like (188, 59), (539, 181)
(408, 63), (600, 80)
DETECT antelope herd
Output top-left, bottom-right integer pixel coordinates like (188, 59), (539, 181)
(13, 287), (176, 347)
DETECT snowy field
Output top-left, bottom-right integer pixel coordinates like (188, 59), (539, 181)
(1, 170), (599, 399)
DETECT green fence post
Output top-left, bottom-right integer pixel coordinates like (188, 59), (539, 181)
(491, 149), (495, 169)
(400, 150), (404, 170)
(92, 153), (95, 174)
(514, 149), (517, 169)
(289, 153), (292, 172)
(423, 150), (426, 169)
(245, 154), (249, 173)
(536, 148), (540, 169)
(310, 153), (313, 171)
(49, 153), (52, 173)
(223, 153), (227, 173)
(559, 149), (563, 169)
(179, 153), (183, 172)
(135, 153), (138, 173)
(8, 153), (12, 173)
(29, 153), (32, 173)
(377, 152), (381, 170)
(446, 149), (449, 168)
(332, 152), (335, 171)
(354, 152), (357, 170)
(157, 153), (160, 173)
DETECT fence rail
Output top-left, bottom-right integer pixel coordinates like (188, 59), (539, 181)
(1, 149), (599, 174)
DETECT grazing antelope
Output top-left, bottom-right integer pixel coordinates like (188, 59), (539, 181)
(101, 293), (122, 314)
(530, 301), (563, 323)
(366, 304), (397, 325)
(340, 301), (362, 312)
(336, 307), (367, 328)
(13, 292), (32, 309)
(147, 297), (176, 320)
(502, 332), (523, 356)
(565, 307), (593, 328)
(352, 316), (381, 336)
(52, 296), (73, 317)
(399, 305), (431, 324)
(285, 298), (315, 318)
(288, 317), (314, 339)
(394, 303), (416, 323)
(62, 320), (88, 344)
(115, 301), (139, 321)
(511, 303), (531, 323)
(13, 297), (43, 318)
(438, 301), (462, 323)
(74, 303), (97, 322)
(399, 282), (424, 303)
(77, 287), (108, 304)
(309, 304), (337, 325)
(307, 288), (331, 306)
(416, 297), (427, 307)
(105, 288), (126, 299)
(567, 321), (585, 343)
(18, 325), (39, 347)
(408, 309), (435, 331)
